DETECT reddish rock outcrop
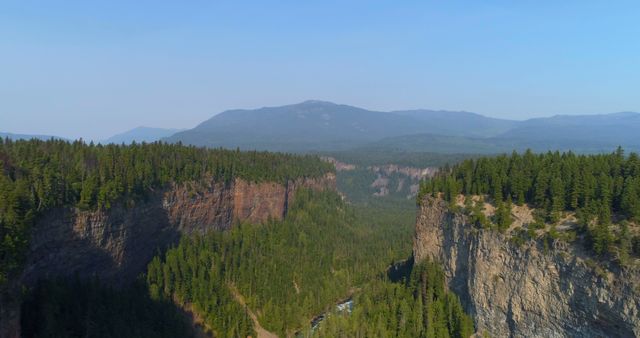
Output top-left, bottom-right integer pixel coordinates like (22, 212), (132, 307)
(23, 173), (335, 284)
(1, 174), (335, 338)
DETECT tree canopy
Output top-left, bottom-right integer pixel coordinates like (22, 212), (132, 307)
(0, 138), (333, 286)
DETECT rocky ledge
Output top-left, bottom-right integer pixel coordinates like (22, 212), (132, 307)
(413, 196), (640, 338)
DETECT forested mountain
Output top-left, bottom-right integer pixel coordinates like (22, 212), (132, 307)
(493, 112), (640, 153)
(103, 126), (182, 144)
(419, 148), (640, 260)
(0, 132), (65, 141)
(357, 133), (505, 155)
(163, 100), (640, 154)
(0, 139), (332, 287)
(164, 100), (514, 152)
(357, 112), (640, 154)
(391, 109), (516, 137)
(415, 149), (640, 336)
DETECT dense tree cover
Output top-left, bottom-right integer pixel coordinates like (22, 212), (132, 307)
(145, 236), (255, 338)
(310, 260), (474, 338)
(420, 148), (640, 220)
(0, 138), (333, 286)
(146, 189), (414, 337)
(21, 278), (193, 338)
(419, 148), (640, 261)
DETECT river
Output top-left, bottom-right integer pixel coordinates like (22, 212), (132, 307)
(296, 298), (354, 337)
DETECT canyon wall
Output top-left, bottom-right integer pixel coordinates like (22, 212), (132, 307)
(1, 174), (334, 338)
(413, 196), (640, 338)
(23, 173), (335, 284)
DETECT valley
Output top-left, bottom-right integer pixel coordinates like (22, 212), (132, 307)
(3, 138), (640, 337)
(5, 2), (640, 337)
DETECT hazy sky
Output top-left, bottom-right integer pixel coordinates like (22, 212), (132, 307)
(1, 1), (639, 140)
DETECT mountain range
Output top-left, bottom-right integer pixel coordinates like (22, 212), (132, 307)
(5, 101), (639, 154)
(163, 100), (640, 154)
(102, 126), (183, 144)
(0, 132), (66, 141)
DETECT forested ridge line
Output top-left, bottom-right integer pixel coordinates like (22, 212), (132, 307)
(419, 148), (640, 220)
(0, 138), (333, 286)
(419, 148), (640, 262)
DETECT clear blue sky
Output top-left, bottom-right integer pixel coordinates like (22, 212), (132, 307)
(1, 1), (639, 140)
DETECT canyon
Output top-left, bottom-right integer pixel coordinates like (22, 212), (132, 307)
(413, 196), (640, 337)
(1, 174), (335, 338)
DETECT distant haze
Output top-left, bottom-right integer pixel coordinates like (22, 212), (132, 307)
(165, 101), (640, 154)
(1, 1), (639, 140)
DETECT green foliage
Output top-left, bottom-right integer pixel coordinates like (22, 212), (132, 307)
(0, 138), (333, 287)
(146, 189), (414, 336)
(617, 222), (632, 266)
(336, 167), (379, 203)
(20, 278), (193, 338)
(494, 200), (513, 232)
(468, 199), (490, 229)
(311, 260), (474, 338)
(420, 148), (640, 258)
(589, 222), (613, 256)
(420, 149), (640, 223)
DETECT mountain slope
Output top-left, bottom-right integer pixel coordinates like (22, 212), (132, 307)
(103, 126), (182, 144)
(493, 112), (640, 152)
(359, 111), (640, 154)
(357, 133), (506, 154)
(165, 100), (640, 154)
(0, 132), (65, 141)
(391, 109), (516, 137)
(165, 101), (513, 152)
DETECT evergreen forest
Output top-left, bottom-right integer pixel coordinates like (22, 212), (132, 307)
(0, 139), (333, 285)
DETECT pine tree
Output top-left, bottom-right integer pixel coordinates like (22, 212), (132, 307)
(617, 222), (632, 266)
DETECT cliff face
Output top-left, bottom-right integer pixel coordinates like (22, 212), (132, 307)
(22, 173), (335, 285)
(0, 174), (334, 338)
(414, 196), (640, 338)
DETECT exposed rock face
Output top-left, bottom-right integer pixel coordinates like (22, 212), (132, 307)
(414, 196), (640, 338)
(0, 174), (334, 338)
(23, 174), (335, 285)
(321, 156), (356, 171)
(370, 164), (436, 181)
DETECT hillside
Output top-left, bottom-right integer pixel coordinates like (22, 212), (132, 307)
(391, 109), (516, 137)
(164, 101), (514, 152)
(414, 149), (640, 336)
(0, 139), (335, 337)
(493, 112), (640, 153)
(103, 126), (182, 144)
(163, 101), (640, 154)
(0, 132), (65, 141)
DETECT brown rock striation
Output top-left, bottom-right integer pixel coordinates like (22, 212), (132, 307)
(23, 173), (335, 285)
(0, 174), (334, 338)
(413, 196), (640, 338)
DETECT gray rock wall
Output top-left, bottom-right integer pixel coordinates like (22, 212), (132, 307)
(414, 196), (640, 337)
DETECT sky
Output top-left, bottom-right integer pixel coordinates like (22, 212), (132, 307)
(1, 1), (639, 140)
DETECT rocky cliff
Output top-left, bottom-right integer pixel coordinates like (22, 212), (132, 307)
(23, 174), (334, 284)
(1, 174), (334, 338)
(413, 196), (640, 338)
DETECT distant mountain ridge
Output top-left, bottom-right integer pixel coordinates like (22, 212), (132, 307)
(165, 100), (640, 154)
(165, 100), (518, 152)
(103, 126), (182, 144)
(0, 132), (66, 141)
